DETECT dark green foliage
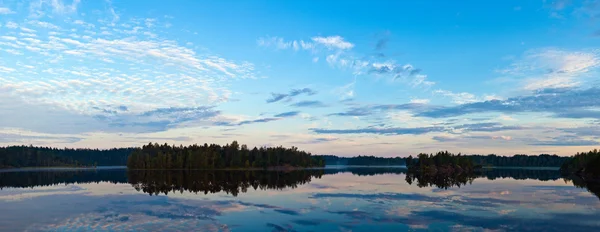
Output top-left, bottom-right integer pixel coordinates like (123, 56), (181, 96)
(0, 145), (134, 168)
(470, 154), (569, 167)
(407, 151), (477, 174)
(127, 141), (325, 170)
(315, 155), (404, 166)
(560, 149), (600, 177)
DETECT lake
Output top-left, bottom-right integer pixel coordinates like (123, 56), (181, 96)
(0, 167), (599, 231)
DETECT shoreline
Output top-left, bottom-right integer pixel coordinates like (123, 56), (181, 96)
(0, 165), (565, 173)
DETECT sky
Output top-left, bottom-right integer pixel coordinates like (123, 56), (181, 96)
(0, 0), (599, 157)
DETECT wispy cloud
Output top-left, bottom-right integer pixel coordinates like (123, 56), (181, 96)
(274, 111), (300, 118)
(310, 126), (445, 135)
(266, 88), (317, 103)
(0, 7), (15, 14)
(291, 100), (328, 108)
(497, 48), (600, 90)
(418, 87), (600, 119)
(311, 36), (354, 50)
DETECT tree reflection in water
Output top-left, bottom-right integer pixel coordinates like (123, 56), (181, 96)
(127, 169), (324, 196)
(0, 167), (598, 200)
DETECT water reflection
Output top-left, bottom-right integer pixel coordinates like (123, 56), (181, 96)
(1, 167), (598, 199)
(128, 170), (324, 196)
(1, 167), (600, 231)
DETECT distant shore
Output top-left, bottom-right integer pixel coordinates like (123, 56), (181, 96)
(0, 165), (566, 173)
(0, 166), (126, 172)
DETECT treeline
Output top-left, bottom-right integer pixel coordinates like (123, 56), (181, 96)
(0, 146), (133, 168)
(127, 141), (325, 169)
(560, 149), (600, 179)
(406, 151), (478, 174)
(316, 155), (404, 166)
(470, 154), (569, 167)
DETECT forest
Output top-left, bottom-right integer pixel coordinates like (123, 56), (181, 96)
(0, 146), (134, 168)
(560, 149), (600, 179)
(0, 144), (592, 171)
(317, 155), (405, 166)
(469, 154), (569, 167)
(406, 151), (479, 175)
(126, 142), (325, 169)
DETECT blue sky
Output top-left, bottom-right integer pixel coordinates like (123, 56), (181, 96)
(0, 0), (599, 156)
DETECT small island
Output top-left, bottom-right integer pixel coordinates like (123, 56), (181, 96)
(405, 151), (481, 175)
(126, 141), (325, 170)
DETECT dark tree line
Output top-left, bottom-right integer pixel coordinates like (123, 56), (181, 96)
(470, 154), (569, 167)
(560, 149), (600, 178)
(316, 155), (405, 166)
(319, 153), (568, 168)
(406, 151), (478, 174)
(127, 141), (325, 170)
(0, 146), (134, 168)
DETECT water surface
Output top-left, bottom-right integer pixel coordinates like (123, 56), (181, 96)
(0, 167), (598, 231)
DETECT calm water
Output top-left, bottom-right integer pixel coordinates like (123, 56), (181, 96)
(0, 167), (599, 232)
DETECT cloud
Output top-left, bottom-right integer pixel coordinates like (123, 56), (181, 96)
(29, 0), (82, 17)
(266, 88), (317, 103)
(297, 138), (339, 144)
(258, 35), (353, 51)
(375, 36), (389, 50)
(333, 80), (356, 100)
(368, 63), (434, 87)
(311, 36), (354, 50)
(310, 126), (445, 135)
(418, 87), (600, 119)
(291, 100), (327, 108)
(5, 21), (18, 29)
(528, 136), (600, 146)
(452, 122), (525, 132)
(433, 90), (478, 104)
(0, 132), (82, 144)
(0, 9), (259, 135)
(0, 7), (15, 14)
(257, 36), (313, 50)
(237, 117), (281, 126)
(560, 126), (600, 137)
(274, 111), (300, 118)
(410, 98), (430, 104)
(497, 48), (600, 90)
(433, 135), (513, 142)
(329, 103), (430, 117)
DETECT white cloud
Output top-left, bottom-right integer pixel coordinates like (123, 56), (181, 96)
(410, 98), (430, 104)
(333, 79), (356, 99)
(21, 27), (37, 33)
(0, 7), (15, 14)
(311, 36), (354, 50)
(29, 20), (61, 30)
(0, 9), (258, 136)
(498, 115), (517, 121)
(30, 0), (81, 17)
(499, 48), (600, 90)
(257, 36), (313, 50)
(0, 66), (16, 73)
(5, 22), (18, 29)
(433, 89), (478, 104)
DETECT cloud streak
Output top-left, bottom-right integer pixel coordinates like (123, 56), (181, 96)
(266, 88), (317, 103)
